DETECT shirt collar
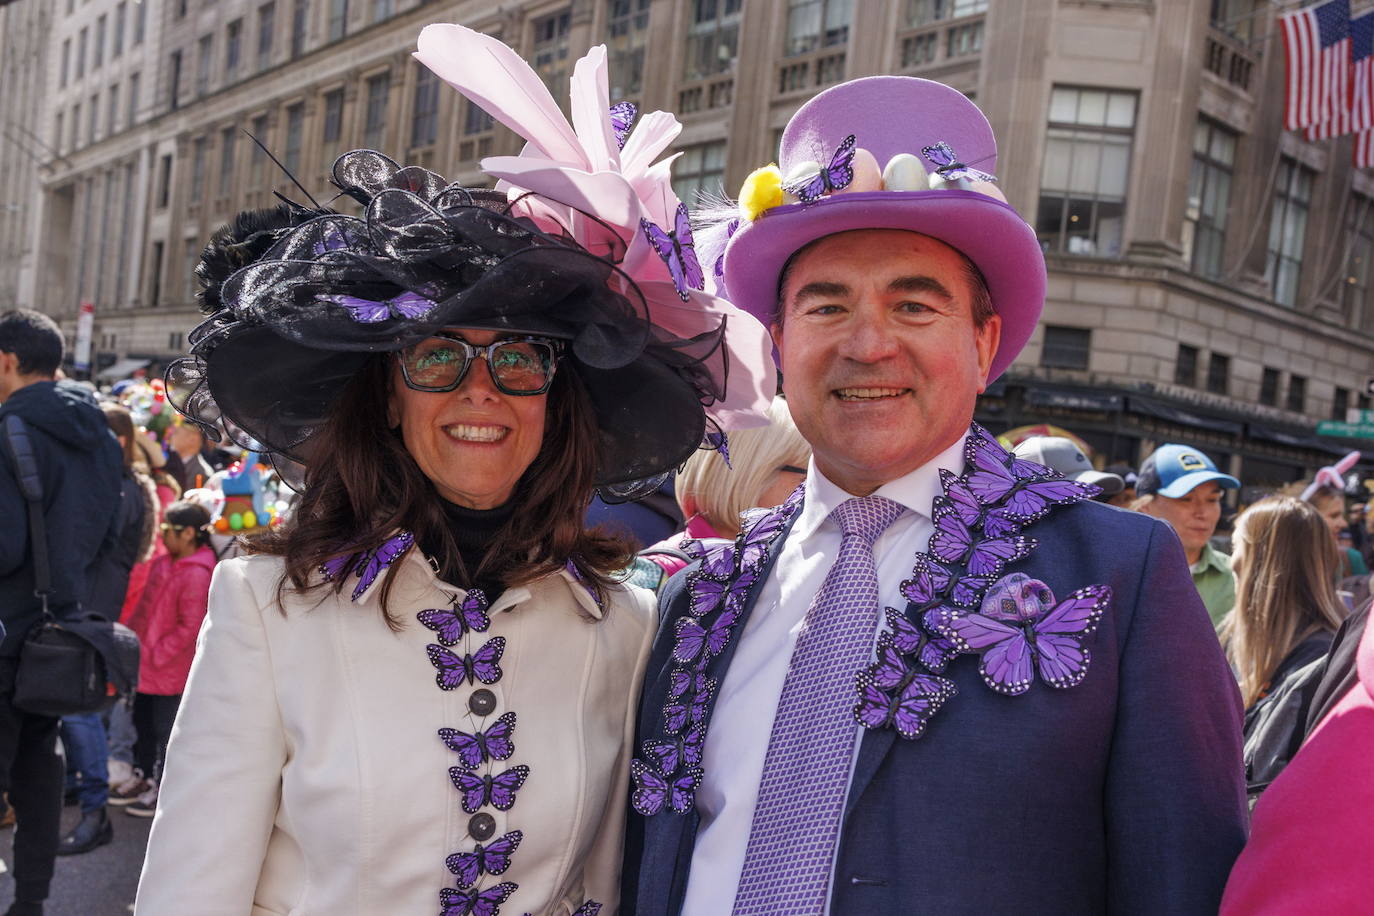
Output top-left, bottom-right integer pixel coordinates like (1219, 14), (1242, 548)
(1191, 541), (1230, 575)
(792, 432), (969, 542)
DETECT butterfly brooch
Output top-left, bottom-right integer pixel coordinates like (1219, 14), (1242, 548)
(438, 711), (517, 770)
(446, 830), (522, 888)
(631, 759), (703, 816)
(439, 882), (517, 916)
(427, 638), (506, 690)
(641, 202), (705, 301)
(921, 140), (997, 183)
(449, 764), (530, 813)
(853, 637), (957, 740)
(418, 590), (491, 645)
(609, 100), (636, 149)
(785, 134), (857, 202)
(319, 290), (436, 324)
(320, 531), (415, 601)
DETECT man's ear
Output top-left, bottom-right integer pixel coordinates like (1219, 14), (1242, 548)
(973, 313), (1002, 394)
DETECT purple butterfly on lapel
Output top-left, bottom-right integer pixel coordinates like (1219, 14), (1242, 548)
(663, 676), (715, 733)
(446, 830), (523, 888)
(687, 567), (757, 618)
(609, 100), (637, 149)
(417, 590), (491, 646)
(938, 470), (983, 527)
(641, 202), (705, 301)
(438, 711), (517, 770)
(900, 553), (953, 606)
(929, 506), (1035, 578)
(319, 290), (436, 324)
(642, 721), (705, 775)
(697, 542), (740, 580)
(343, 532), (414, 600)
(942, 584), (1111, 695)
(571, 902), (603, 916)
(853, 668), (955, 740)
(449, 764), (530, 813)
(669, 667), (710, 700)
(631, 759), (702, 816)
(921, 141), (997, 183)
(785, 134), (857, 202)
(737, 505), (794, 569)
(320, 550), (359, 582)
(427, 637), (505, 690)
(883, 606), (958, 673)
(438, 882), (518, 916)
(713, 217), (741, 280)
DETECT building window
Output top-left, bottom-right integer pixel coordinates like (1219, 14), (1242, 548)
(372, 0), (394, 22)
(169, 49), (183, 110)
(672, 140), (727, 207)
(219, 127), (236, 197)
(364, 73), (390, 149)
(1266, 156), (1312, 307)
(113, 3), (125, 58)
(463, 100), (494, 136)
(77, 27), (87, 78)
(291, 0), (309, 58)
(946, 21), (983, 57)
(54, 112), (64, 153)
(410, 65), (439, 148)
(322, 88), (344, 145)
(684, 0), (742, 81)
(226, 19), (243, 77)
(283, 103), (304, 174)
(94, 14), (106, 69)
(784, 0), (852, 57)
(1174, 343), (1198, 387)
(532, 10), (572, 99)
(190, 137), (207, 200)
(1344, 195), (1374, 332)
(1334, 386), (1350, 421)
(71, 103), (81, 148)
(258, 2), (276, 69)
(133, 0), (146, 45)
(107, 84), (119, 134)
(1037, 87), (1137, 258)
(1206, 352), (1229, 395)
(127, 72), (140, 125)
(184, 238), (200, 298)
(1286, 374), (1307, 413)
(328, 0), (348, 41)
(1184, 119), (1235, 278)
(88, 93), (99, 141)
(61, 39), (71, 88)
(149, 240), (165, 305)
(1260, 367), (1280, 406)
(197, 34), (214, 97)
(1040, 325), (1090, 370)
(900, 32), (937, 68)
(904, 0), (987, 24)
(249, 114), (270, 186)
(156, 153), (172, 208)
(606, 0), (651, 99)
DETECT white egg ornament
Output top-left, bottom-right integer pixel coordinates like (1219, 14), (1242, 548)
(968, 180), (1008, 204)
(882, 153), (928, 192)
(782, 159), (821, 203)
(847, 147), (883, 193)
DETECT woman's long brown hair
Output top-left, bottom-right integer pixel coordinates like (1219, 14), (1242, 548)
(247, 353), (634, 625)
(1220, 496), (1347, 707)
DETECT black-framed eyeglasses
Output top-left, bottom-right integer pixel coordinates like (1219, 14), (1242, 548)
(397, 335), (564, 396)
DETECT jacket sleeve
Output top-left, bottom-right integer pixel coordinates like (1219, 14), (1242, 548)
(146, 561), (214, 674)
(135, 560), (286, 915)
(576, 585), (657, 916)
(0, 457), (28, 577)
(1105, 521), (1249, 914)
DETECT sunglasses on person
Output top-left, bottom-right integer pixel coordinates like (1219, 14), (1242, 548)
(397, 335), (563, 396)
(159, 522), (195, 533)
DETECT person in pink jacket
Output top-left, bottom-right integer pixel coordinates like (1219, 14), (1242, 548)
(118, 500), (216, 819)
(1220, 603), (1374, 912)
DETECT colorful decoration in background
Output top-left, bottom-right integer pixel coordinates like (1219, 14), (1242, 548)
(1307, 11), (1374, 139)
(211, 452), (285, 533)
(997, 424), (1094, 458)
(117, 377), (174, 438)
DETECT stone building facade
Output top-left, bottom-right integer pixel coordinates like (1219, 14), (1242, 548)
(3, 0), (1373, 487)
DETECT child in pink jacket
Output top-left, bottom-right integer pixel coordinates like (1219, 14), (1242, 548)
(116, 500), (216, 818)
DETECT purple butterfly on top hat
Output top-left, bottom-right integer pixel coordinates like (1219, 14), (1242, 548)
(710, 76), (1045, 383)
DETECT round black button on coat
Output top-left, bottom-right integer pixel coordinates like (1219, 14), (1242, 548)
(468, 813), (496, 841)
(468, 689), (497, 716)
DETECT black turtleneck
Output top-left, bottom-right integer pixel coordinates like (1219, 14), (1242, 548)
(420, 498), (516, 603)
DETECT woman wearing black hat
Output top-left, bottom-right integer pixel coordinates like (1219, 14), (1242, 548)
(132, 140), (771, 916)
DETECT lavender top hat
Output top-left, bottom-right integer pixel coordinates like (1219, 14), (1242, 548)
(712, 76), (1046, 381)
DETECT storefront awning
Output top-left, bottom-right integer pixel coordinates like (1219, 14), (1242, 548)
(1126, 396), (1244, 435)
(96, 358), (151, 381)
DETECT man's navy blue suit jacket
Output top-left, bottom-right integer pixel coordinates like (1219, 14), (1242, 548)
(623, 500), (1248, 915)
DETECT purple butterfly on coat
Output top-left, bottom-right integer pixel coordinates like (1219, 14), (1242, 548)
(630, 759), (702, 816)
(570, 902), (603, 916)
(641, 202), (706, 302)
(438, 711), (517, 770)
(427, 637), (506, 690)
(446, 830), (523, 888)
(663, 676), (715, 733)
(686, 567), (757, 619)
(921, 140), (998, 183)
(609, 100), (636, 149)
(319, 290), (436, 324)
(449, 764), (531, 813)
(940, 575), (1111, 696)
(320, 532), (415, 601)
(853, 642), (956, 741)
(883, 606), (958, 674)
(642, 721), (705, 775)
(785, 133), (857, 202)
(929, 505), (1035, 579)
(418, 590), (491, 646)
(439, 881), (517, 916)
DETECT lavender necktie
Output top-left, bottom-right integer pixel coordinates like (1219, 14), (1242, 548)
(733, 495), (905, 916)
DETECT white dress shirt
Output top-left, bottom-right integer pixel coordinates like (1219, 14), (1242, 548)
(681, 434), (968, 915)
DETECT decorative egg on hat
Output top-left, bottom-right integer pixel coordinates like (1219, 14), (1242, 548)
(882, 153), (927, 192)
(847, 148), (883, 193)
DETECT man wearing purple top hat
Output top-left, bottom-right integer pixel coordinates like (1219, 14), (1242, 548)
(623, 77), (1247, 915)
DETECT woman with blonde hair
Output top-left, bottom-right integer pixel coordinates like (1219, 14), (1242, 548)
(1222, 496), (1347, 713)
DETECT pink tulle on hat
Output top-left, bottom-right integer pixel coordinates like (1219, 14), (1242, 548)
(414, 24), (775, 432)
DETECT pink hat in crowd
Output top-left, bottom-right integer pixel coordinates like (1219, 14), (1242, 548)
(710, 76), (1046, 381)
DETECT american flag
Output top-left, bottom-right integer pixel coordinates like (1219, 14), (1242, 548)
(1281, 0), (1351, 130)
(1307, 12), (1374, 138)
(1356, 126), (1374, 168)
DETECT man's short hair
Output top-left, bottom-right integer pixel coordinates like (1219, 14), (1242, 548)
(0, 309), (64, 377)
(774, 237), (996, 329)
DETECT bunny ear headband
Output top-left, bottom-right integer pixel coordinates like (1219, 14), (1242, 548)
(413, 24), (775, 436)
(1301, 451), (1361, 502)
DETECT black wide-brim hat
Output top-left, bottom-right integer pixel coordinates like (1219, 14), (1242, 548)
(167, 151), (723, 494)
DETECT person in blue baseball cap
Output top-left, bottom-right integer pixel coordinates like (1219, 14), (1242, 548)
(1136, 443), (1241, 627)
